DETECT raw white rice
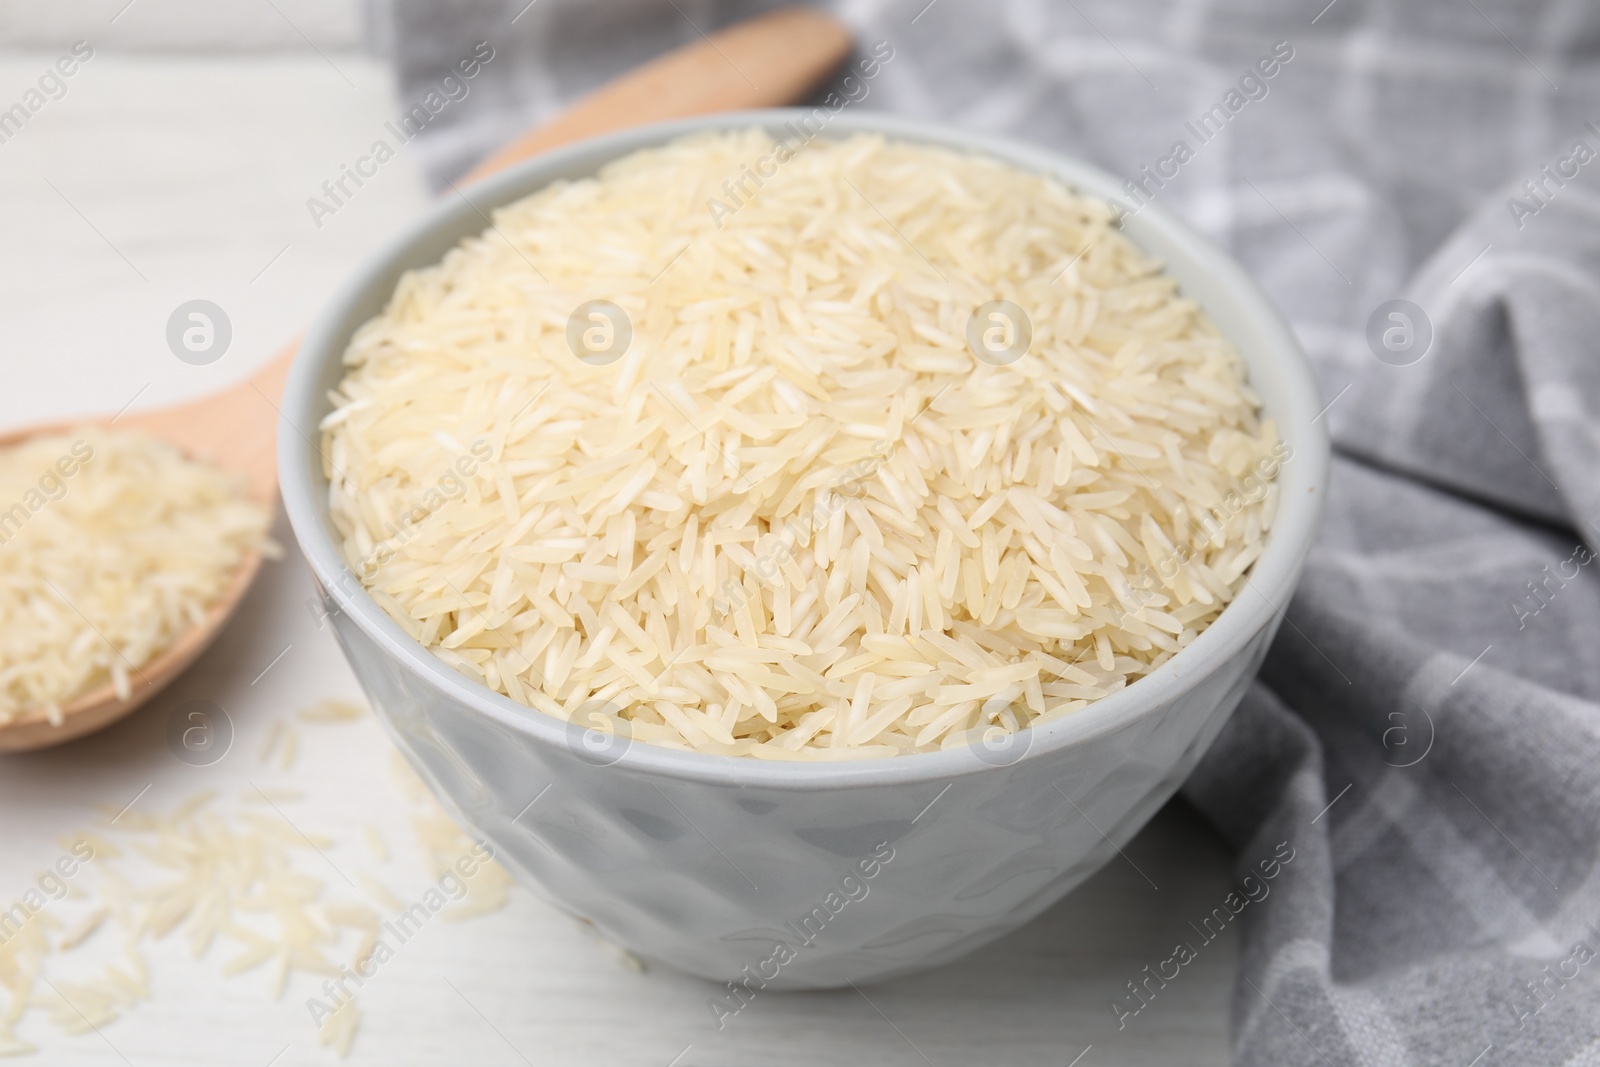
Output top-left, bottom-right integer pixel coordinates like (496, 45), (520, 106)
(323, 130), (1282, 760)
(0, 709), (511, 1058)
(0, 429), (275, 724)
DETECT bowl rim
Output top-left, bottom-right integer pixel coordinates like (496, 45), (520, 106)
(279, 107), (1328, 791)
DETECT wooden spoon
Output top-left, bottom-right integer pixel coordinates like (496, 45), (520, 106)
(0, 5), (852, 753)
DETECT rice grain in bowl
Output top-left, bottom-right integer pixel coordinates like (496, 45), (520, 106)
(321, 129), (1283, 761)
(282, 111), (1326, 986)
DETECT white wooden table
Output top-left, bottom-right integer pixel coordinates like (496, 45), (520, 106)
(0, 28), (1239, 1067)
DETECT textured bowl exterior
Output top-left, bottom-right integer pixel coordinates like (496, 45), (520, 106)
(326, 596), (1276, 989)
(281, 110), (1327, 990)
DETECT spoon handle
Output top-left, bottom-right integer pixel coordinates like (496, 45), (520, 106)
(464, 6), (852, 183)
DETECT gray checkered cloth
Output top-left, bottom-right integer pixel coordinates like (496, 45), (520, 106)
(378, 1), (1600, 1061)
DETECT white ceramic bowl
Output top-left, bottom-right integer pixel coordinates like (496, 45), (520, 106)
(280, 110), (1327, 990)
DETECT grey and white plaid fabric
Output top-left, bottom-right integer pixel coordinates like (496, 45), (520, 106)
(379, 0), (1600, 1061)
